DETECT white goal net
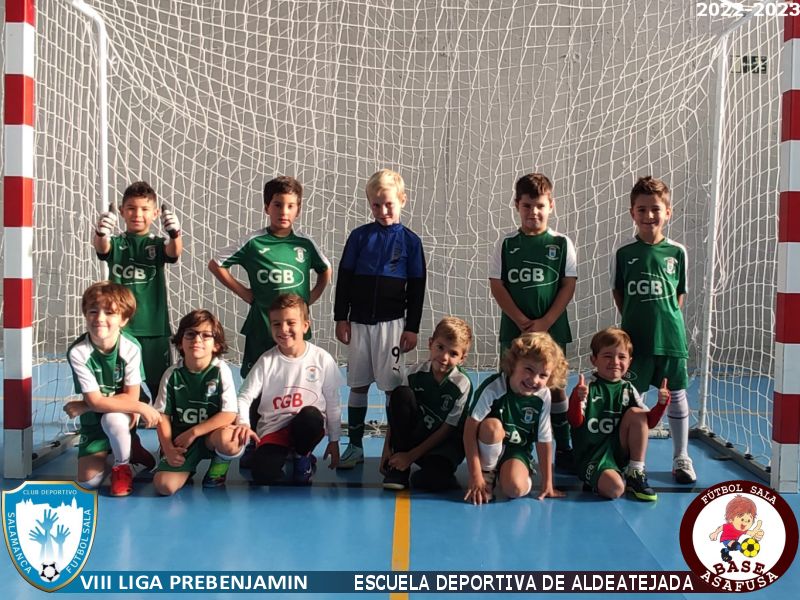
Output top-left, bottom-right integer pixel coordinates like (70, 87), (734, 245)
(0, 1), (781, 475)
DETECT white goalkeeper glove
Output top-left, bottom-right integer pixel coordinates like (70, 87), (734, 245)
(160, 204), (181, 239)
(95, 205), (118, 237)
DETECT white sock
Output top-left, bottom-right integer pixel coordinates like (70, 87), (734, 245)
(478, 440), (504, 471)
(627, 460), (645, 473)
(667, 389), (690, 458)
(100, 412), (132, 466)
(78, 470), (106, 490)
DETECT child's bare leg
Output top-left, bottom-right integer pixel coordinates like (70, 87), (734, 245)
(618, 407), (649, 462)
(153, 471), (191, 496)
(498, 458), (532, 499)
(208, 425), (245, 457)
(77, 453), (108, 489)
(596, 470), (625, 499)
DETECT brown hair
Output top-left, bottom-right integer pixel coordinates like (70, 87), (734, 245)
(431, 317), (473, 352)
(630, 176), (670, 208)
(263, 176), (303, 208)
(268, 293), (309, 321)
(81, 281), (136, 321)
(501, 332), (568, 390)
(514, 173), (553, 204)
(590, 327), (633, 357)
(725, 495), (757, 522)
(172, 309), (228, 357)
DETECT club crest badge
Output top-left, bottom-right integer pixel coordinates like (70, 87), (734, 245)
(546, 245), (559, 260)
(294, 247), (306, 263)
(146, 245), (157, 260)
(664, 256), (677, 274)
(522, 407), (535, 424)
(2, 481), (98, 592)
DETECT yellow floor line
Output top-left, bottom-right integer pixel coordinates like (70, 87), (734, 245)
(390, 489), (411, 600)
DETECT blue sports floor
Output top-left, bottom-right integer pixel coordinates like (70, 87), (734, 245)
(1, 370), (799, 599)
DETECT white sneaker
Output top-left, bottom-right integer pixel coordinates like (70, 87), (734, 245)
(337, 444), (364, 469)
(673, 455), (697, 484)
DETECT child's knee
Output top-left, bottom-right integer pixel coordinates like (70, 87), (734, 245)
(153, 474), (183, 496)
(478, 418), (504, 444)
(597, 471), (625, 499)
(502, 474), (532, 499)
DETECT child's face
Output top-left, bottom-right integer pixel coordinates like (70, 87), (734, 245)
(428, 335), (468, 379)
(369, 187), (405, 226)
(84, 303), (128, 349)
(630, 193), (671, 243)
(121, 196), (158, 235)
(265, 192), (300, 236)
(269, 306), (310, 356)
(731, 512), (754, 532)
(590, 342), (631, 382)
(180, 321), (218, 370)
(508, 357), (551, 396)
(516, 193), (553, 235)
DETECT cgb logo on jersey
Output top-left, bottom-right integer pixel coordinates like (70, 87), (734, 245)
(255, 262), (305, 290)
(679, 480), (798, 592)
(2, 481), (97, 592)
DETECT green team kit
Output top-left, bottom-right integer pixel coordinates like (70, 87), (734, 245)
(405, 361), (472, 464)
(98, 232), (177, 397)
(470, 373), (552, 469)
(67, 331), (144, 457)
(490, 228), (577, 349)
(214, 228), (330, 375)
(611, 236), (689, 391)
(153, 357), (238, 473)
(571, 375), (646, 489)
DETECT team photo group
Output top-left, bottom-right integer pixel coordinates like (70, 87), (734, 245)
(65, 168), (697, 504)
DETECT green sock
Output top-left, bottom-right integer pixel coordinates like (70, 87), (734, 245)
(207, 456), (231, 479)
(348, 406), (368, 448)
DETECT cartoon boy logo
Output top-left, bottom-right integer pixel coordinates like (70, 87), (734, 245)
(708, 495), (765, 564)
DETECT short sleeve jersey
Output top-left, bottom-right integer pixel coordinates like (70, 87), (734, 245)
(406, 361), (472, 432)
(489, 228), (577, 345)
(67, 331), (144, 430)
(470, 373), (553, 454)
(97, 232), (176, 337)
(570, 375), (646, 464)
(611, 236), (688, 357)
(154, 357), (238, 435)
(237, 342), (344, 441)
(214, 228), (330, 338)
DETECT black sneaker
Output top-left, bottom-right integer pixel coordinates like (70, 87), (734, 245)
(721, 547), (732, 563)
(625, 468), (657, 502)
(410, 469), (459, 492)
(382, 468), (410, 490)
(555, 448), (575, 474)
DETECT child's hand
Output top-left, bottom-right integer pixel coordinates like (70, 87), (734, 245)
(658, 378), (671, 406)
(573, 374), (588, 404)
(516, 318), (533, 332)
(63, 400), (88, 418)
(380, 443), (391, 475)
(388, 451), (413, 472)
(173, 428), (197, 449)
(464, 473), (492, 505)
(537, 483), (566, 501)
(324, 442), (340, 469)
(335, 321), (351, 345)
(164, 444), (186, 468)
(233, 424), (259, 447)
(95, 204), (117, 237)
(138, 404), (161, 428)
(524, 319), (549, 333)
(160, 203), (181, 239)
(399, 331), (417, 353)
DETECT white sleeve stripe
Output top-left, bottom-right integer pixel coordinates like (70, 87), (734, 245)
(213, 228), (269, 265)
(292, 228), (332, 269)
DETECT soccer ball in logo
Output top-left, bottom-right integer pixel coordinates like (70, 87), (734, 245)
(741, 537), (761, 558)
(40, 562), (60, 582)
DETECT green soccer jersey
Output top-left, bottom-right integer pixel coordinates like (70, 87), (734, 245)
(406, 361), (472, 432)
(490, 228), (577, 345)
(214, 228), (330, 339)
(153, 357), (238, 435)
(98, 232), (177, 337)
(470, 373), (552, 454)
(612, 236), (688, 357)
(67, 331), (144, 430)
(571, 375), (646, 465)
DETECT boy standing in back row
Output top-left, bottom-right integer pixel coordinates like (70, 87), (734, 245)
(488, 173), (577, 470)
(611, 176), (696, 484)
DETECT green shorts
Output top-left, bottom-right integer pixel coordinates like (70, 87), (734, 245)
(576, 438), (628, 491)
(135, 335), (172, 402)
(77, 423), (114, 458)
(498, 443), (535, 471)
(156, 436), (214, 474)
(626, 354), (688, 394)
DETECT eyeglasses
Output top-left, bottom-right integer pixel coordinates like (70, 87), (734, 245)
(184, 330), (215, 341)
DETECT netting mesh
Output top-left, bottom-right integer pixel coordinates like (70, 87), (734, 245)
(0, 2), (781, 467)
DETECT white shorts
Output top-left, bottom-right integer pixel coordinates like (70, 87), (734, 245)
(347, 319), (405, 391)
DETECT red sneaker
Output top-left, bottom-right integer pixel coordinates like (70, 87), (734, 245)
(130, 433), (155, 471)
(110, 464), (133, 497)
